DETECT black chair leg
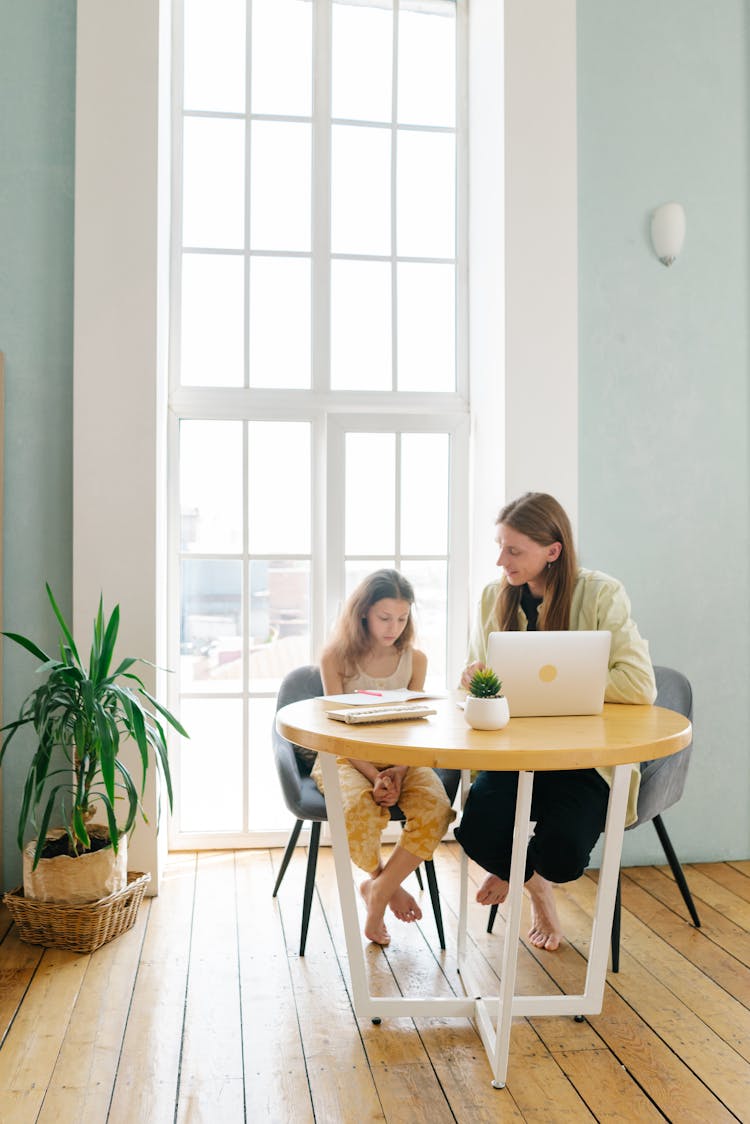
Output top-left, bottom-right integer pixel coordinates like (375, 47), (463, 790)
(300, 820), (321, 956)
(611, 872), (622, 973)
(487, 902), (498, 934)
(652, 814), (701, 928)
(398, 822), (424, 889)
(424, 860), (446, 950)
(273, 818), (304, 897)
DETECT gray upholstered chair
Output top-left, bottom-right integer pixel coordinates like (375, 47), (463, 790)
(610, 664), (699, 971)
(484, 665), (699, 971)
(272, 665), (460, 955)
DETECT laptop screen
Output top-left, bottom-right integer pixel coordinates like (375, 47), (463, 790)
(485, 630), (611, 717)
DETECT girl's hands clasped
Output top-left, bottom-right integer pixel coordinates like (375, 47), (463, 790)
(372, 766), (407, 807)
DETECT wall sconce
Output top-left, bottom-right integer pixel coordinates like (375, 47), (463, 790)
(650, 202), (686, 267)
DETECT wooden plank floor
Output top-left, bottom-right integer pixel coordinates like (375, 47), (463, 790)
(1, 844), (748, 1123)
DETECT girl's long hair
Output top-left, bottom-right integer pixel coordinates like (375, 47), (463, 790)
(327, 569), (416, 678)
(494, 493), (578, 631)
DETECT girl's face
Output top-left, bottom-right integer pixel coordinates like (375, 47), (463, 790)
(495, 523), (561, 590)
(365, 598), (412, 647)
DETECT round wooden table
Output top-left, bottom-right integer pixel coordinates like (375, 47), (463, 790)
(276, 693), (691, 1088)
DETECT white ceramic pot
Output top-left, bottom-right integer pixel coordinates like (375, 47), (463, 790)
(464, 695), (510, 731)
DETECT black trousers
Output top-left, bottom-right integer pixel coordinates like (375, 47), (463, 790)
(454, 768), (610, 885)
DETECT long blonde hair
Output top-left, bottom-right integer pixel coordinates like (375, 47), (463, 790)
(326, 569), (416, 678)
(494, 493), (578, 631)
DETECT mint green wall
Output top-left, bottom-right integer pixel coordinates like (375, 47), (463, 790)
(0, 3), (76, 888)
(579, 1), (750, 863)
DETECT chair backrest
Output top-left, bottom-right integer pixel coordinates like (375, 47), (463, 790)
(275, 665), (324, 713)
(272, 665), (327, 819)
(632, 665), (694, 827)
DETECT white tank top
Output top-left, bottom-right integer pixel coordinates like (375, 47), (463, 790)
(342, 648), (413, 693)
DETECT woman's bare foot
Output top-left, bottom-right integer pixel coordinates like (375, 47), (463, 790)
(388, 885), (422, 923)
(359, 878), (390, 945)
(476, 873), (509, 905)
(525, 872), (563, 950)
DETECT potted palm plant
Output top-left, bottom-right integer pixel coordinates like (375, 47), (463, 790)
(464, 667), (510, 730)
(0, 584), (187, 918)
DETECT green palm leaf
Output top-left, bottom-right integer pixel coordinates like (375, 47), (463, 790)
(3, 584), (188, 866)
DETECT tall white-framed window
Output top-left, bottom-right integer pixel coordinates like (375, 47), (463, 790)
(168, 0), (468, 848)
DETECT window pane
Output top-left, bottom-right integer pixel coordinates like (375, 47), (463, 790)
(401, 434), (450, 556)
(180, 421), (242, 553)
(249, 697), (287, 829)
(397, 262), (455, 392)
(332, 1), (392, 123)
(180, 559), (243, 692)
(183, 117), (245, 249)
(184, 0), (246, 113)
(345, 433), (395, 555)
(331, 125), (391, 256)
(403, 560), (448, 689)
(249, 257), (310, 388)
(397, 131), (455, 259)
(251, 0), (312, 117)
(250, 122), (311, 252)
(249, 560), (311, 692)
(181, 254), (244, 387)
(179, 698), (243, 831)
(397, 7), (455, 127)
(345, 560), (395, 599)
(331, 261), (392, 390)
(248, 422), (311, 552)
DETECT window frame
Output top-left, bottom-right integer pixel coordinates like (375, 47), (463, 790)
(166, 0), (469, 849)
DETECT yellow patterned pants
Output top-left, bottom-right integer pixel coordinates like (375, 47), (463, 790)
(313, 758), (456, 873)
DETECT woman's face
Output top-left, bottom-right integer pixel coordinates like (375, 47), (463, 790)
(495, 523), (561, 590)
(365, 598), (411, 647)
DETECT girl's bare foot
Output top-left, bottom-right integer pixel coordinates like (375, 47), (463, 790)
(388, 885), (422, 923)
(476, 873), (509, 905)
(525, 872), (563, 950)
(359, 878), (390, 945)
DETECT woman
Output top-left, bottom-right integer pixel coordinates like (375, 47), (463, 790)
(454, 492), (656, 951)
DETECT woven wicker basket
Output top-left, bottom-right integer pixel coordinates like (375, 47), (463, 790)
(3, 871), (151, 953)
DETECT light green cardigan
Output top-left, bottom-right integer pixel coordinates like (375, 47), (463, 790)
(466, 568), (657, 825)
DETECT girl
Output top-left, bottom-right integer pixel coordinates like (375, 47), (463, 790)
(454, 492), (656, 952)
(315, 569), (455, 947)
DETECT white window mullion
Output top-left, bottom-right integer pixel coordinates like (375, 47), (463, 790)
(390, 0), (399, 392)
(242, 419), (250, 830)
(244, 0), (253, 389)
(312, 0), (332, 395)
(326, 417), (346, 635)
(394, 430), (402, 568)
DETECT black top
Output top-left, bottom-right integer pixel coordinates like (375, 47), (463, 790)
(520, 584), (543, 631)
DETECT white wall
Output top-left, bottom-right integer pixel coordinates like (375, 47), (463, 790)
(470, 0), (578, 597)
(74, 0), (171, 887)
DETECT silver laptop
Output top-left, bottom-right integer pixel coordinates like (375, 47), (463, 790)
(486, 630), (611, 717)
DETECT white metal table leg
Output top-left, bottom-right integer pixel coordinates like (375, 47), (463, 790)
(581, 763), (630, 998)
(489, 769), (534, 1088)
(318, 751), (475, 1021)
(457, 768), (472, 966)
(317, 751), (371, 1012)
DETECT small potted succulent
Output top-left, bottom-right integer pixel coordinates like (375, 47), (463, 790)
(464, 667), (510, 730)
